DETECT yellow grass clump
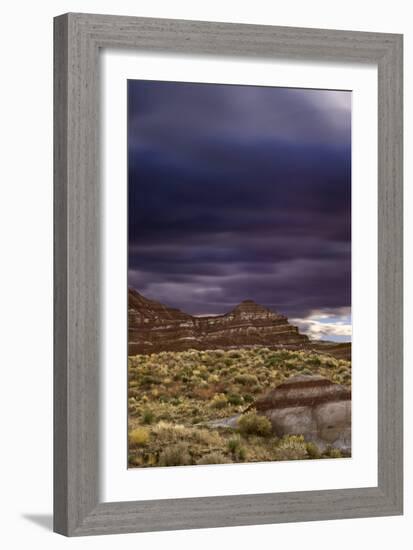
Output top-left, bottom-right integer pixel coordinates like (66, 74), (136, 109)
(129, 427), (150, 447)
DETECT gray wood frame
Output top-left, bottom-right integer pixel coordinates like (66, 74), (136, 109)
(54, 13), (403, 536)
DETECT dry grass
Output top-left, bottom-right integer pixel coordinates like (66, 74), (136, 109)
(197, 452), (230, 465)
(237, 411), (272, 437)
(129, 427), (150, 447)
(128, 347), (351, 467)
(158, 443), (191, 467)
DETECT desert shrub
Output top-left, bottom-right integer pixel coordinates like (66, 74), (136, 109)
(145, 453), (158, 467)
(152, 421), (184, 441)
(152, 422), (222, 447)
(308, 356), (322, 366)
(128, 388), (138, 400)
(129, 427), (150, 447)
(192, 386), (215, 401)
(208, 373), (220, 384)
(237, 412), (272, 437)
(210, 393), (228, 409)
(243, 394), (254, 403)
(324, 447), (343, 459)
(140, 374), (158, 386)
(227, 435), (242, 454)
(141, 409), (155, 425)
(275, 435), (307, 460)
(128, 405), (139, 417)
(234, 373), (258, 386)
(342, 373), (351, 384)
(306, 441), (321, 459)
(228, 393), (243, 406)
(270, 350), (291, 362)
(197, 452), (230, 465)
(301, 368), (314, 376)
(193, 428), (223, 446)
(128, 454), (144, 467)
(158, 443), (191, 466)
(237, 446), (247, 460)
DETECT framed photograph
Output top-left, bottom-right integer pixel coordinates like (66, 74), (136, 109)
(54, 13), (403, 536)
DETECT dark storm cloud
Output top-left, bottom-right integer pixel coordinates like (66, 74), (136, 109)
(128, 80), (351, 323)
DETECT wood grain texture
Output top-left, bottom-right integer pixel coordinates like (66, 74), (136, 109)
(53, 14), (69, 536)
(53, 13), (403, 536)
(377, 31), (403, 507)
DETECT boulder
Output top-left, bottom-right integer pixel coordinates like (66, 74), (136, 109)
(249, 374), (351, 454)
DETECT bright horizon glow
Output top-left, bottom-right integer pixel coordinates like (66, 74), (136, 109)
(292, 307), (352, 342)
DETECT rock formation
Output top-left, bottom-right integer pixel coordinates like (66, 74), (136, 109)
(128, 288), (308, 355)
(249, 374), (351, 453)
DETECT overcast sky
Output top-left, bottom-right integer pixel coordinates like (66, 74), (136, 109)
(128, 80), (351, 341)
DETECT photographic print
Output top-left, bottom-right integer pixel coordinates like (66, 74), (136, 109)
(127, 80), (351, 468)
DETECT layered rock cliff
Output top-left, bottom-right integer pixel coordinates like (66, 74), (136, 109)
(128, 288), (308, 355)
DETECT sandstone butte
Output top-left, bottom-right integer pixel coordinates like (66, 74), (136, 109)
(128, 288), (351, 360)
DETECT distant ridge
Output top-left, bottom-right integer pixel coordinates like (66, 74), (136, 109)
(128, 288), (309, 355)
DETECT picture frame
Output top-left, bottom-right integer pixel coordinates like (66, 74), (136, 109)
(53, 12), (403, 536)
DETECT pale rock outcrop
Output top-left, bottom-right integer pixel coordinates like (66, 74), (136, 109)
(249, 374), (351, 454)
